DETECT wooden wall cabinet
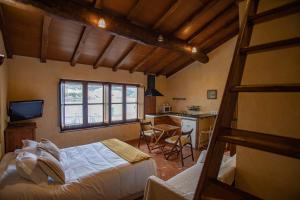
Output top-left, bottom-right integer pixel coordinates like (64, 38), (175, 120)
(5, 122), (36, 153)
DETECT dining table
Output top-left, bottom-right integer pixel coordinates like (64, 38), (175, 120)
(150, 124), (181, 152)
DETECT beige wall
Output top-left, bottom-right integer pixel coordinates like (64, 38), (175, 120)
(7, 56), (167, 148)
(0, 31), (8, 157)
(166, 36), (237, 113)
(236, 0), (300, 199)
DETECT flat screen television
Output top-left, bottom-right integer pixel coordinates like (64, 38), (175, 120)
(8, 100), (44, 122)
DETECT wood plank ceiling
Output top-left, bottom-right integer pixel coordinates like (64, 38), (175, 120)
(0, 0), (239, 77)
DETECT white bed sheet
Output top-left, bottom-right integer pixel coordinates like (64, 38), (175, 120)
(0, 142), (157, 200)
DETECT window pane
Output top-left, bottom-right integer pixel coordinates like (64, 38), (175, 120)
(88, 83), (103, 103)
(126, 86), (137, 103)
(64, 82), (83, 104)
(111, 85), (123, 103)
(126, 104), (137, 120)
(64, 105), (83, 126)
(88, 104), (103, 123)
(111, 104), (123, 121)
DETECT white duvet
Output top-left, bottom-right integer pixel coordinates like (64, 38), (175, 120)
(0, 142), (157, 200)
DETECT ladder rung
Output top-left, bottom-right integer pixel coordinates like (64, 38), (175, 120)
(240, 37), (300, 54)
(231, 84), (300, 92)
(218, 128), (300, 159)
(203, 179), (261, 200)
(249, 1), (300, 24)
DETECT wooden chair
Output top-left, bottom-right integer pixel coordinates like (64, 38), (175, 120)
(162, 129), (194, 167)
(138, 121), (161, 153)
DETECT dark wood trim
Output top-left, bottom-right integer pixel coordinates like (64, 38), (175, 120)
(0, 5), (12, 58)
(240, 37), (300, 54)
(166, 58), (194, 78)
(2, 0), (208, 63)
(219, 127), (300, 159)
(231, 84), (300, 92)
(249, 1), (300, 25)
(130, 47), (158, 73)
(71, 26), (92, 66)
(113, 42), (137, 71)
(40, 15), (52, 63)
(152, 0), (180, 29)
(93, 35), (115, 69)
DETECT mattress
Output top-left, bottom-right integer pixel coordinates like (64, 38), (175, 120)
(0, 142), (157, 200)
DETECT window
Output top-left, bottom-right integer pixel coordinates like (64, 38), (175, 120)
(60, 80), (140, 131)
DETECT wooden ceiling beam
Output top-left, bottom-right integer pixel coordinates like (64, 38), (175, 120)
(152, 0), (180, 29)
(94, 35), (115, 69)
(71, 26), (91, 66)
(175, 0), (234, 40)
(113, 42), (137, 71)
(189, 5), (238, 44)
(166, 58), (194, 78)
(127, 0), (142, 20)
(143, 49), (170, 74)
(204, 28), (238, 54)
(129, 47), (158, 73)
(40, 15), (52, 63)
(2, 0), (209, 63)
(0, 5), (12, 58)
(156, 53), (182, 76)
(93, 0), (102, 9)
(198, 20), (239, 50)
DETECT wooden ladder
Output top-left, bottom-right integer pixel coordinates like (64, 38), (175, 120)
(193, 0), (300, 199)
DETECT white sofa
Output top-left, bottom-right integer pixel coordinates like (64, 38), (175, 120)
(144, 151), (236, 200)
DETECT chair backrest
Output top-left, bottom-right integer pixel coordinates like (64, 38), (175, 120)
(140, 120), (153, 131)
(181, 129), (193, 136)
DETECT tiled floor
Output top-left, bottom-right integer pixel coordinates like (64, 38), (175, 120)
(127, 139), (202, 181)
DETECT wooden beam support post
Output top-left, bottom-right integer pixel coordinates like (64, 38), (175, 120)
(71, 26), (91, 66)
(0, 5), (12, 58)
(40, 15), (52, 63)
(2, 0), (209, 63)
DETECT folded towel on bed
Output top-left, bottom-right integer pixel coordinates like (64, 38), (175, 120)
(101, 138), (151, 163)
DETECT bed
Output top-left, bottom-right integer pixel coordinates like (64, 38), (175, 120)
(0, 141), (157, 200)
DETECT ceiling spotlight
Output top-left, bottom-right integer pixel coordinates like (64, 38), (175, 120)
(158, 34), (164, 42)
(191, 46), (197, 53)
(98, 18), (106, 28)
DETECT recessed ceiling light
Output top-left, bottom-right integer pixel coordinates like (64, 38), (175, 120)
(98, 18), (106, 28)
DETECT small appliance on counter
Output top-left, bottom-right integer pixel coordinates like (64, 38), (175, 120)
(161, 103), (172, 113)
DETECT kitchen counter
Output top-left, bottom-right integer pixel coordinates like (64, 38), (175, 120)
(145, 112), (217, 120)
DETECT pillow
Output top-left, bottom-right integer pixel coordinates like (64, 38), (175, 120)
(37, 139), (60, 160)
(22, 139), (38, 148)
(38, 150), (65, 184)
(218, 155), (236, 185)
(15, 146), (41, 156)
(16, 151), (48, 184)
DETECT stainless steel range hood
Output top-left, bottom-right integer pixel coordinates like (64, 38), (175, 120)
(145, 75), (163, 96)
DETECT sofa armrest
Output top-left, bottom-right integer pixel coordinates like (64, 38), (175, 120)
(144, 176), (189, 200)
